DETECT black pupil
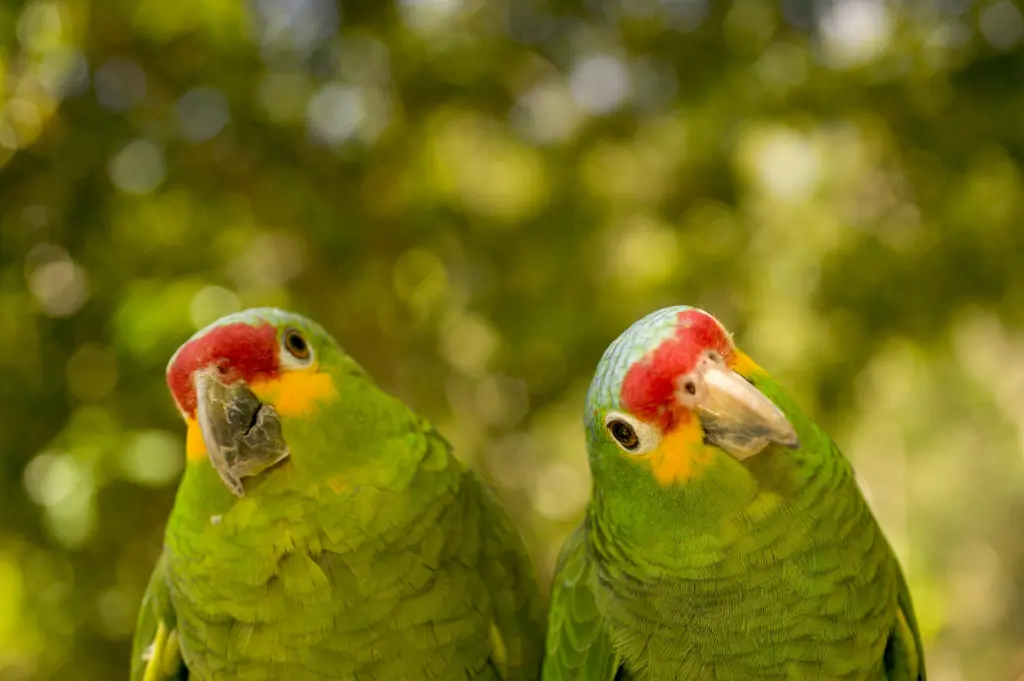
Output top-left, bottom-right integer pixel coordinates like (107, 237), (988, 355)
(610, 421), (638, 449)
(287, 332), (307, 356)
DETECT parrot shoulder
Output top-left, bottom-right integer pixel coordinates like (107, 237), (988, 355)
(541, 520), (622, 681)
(131, 551), (188, 681)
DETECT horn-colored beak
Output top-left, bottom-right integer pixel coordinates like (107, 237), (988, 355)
(194, 370), (290, 496)
(682, 363), (800, 460)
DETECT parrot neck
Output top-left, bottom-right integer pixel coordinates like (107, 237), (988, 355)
(587, 452), (772, 562)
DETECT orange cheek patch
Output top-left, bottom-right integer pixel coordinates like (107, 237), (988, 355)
(637, 416), (714, 486)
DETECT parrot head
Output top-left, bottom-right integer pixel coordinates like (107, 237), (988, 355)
(166, 307), (381, 497)
(585, 306), (801, 502)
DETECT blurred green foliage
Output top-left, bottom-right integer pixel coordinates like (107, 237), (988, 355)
(2, 0), (1024, 678)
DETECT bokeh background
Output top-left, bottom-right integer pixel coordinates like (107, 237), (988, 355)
(2, 0), (1023, 678)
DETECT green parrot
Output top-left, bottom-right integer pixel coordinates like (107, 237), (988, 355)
(542, 306), (925, 681)
(131, 308), (545, 681)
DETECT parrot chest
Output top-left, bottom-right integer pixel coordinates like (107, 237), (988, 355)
(593, 510), (898, 680)
(163, 484), (499, 681)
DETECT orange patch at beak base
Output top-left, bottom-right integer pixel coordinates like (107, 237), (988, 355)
(727, 349), (766, 380)
(185, 417), (207, 463)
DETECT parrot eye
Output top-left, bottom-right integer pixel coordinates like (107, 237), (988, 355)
(281, 328), (313, 365)
(609, 420), (638, 448)
(603, 411), (661, 455)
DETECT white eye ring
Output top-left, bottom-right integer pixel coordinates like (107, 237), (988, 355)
(280, 327), (314, 369)
(603, 411), (661, 455)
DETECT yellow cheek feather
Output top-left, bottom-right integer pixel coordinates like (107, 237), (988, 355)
(185, 417), (207, 463)
(249, 370), (338, 417)
(637, 415), (714, 486)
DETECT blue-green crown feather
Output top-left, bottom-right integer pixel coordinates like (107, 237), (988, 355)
(584, 306), (695, 434)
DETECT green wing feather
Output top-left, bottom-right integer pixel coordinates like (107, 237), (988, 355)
(131, 551), (188, 681)
(885, 560), (927, 681)
(474, 479), (548, 681)
(541, 522), (621, 681)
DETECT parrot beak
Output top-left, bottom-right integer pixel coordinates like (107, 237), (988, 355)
(679, 359), (800, 460)
(194, 370), (290, 497)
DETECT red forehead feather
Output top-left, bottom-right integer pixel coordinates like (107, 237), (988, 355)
(620, 309), (733, 430)
(166, 321), (280, 415)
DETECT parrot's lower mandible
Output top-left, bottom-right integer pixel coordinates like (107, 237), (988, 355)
(542, 306), (926, 681)
(131, 308), (546, 681)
